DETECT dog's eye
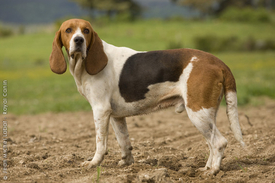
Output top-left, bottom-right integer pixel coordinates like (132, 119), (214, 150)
(83, 28), (90, 34)
(66, 28), (72, 33)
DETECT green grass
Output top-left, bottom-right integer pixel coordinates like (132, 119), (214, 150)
(216, 51), (275, 105)
(1, 20), (274, 115)
(235, 157), (248, 172)
(96, 166), (103, 183)
(95, 20), (275, 50)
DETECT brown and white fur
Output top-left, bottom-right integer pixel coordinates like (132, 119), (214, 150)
(49, 19), (245, 175)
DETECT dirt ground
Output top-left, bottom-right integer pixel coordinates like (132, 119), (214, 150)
(1, 99), (275, 183)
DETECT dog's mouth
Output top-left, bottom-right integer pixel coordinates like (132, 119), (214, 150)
(70, 53), (85, 60)
(70, 48), (86, 60)
(75, 47), (82, 52)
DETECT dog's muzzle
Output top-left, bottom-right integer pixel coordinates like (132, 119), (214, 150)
(71, 36), (86, 59)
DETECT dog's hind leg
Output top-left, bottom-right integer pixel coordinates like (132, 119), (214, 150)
(186, 107), (227, 175)
(111, 117), (134, 166)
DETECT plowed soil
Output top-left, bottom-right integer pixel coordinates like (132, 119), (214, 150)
(1, 99), (275, 183)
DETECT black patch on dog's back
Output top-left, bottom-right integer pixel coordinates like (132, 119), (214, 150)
(119, 50), (187, 102)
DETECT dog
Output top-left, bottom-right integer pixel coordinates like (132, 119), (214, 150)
(49, 19), (245, 175)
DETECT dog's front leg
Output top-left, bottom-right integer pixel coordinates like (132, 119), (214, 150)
(82, 109), (111, 168)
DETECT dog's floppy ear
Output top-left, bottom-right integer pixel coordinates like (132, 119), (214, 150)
(85, 31), (108, 75)
(49, 29), (67, 74)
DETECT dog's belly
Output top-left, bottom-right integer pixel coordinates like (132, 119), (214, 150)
(111, 81), (184, 117)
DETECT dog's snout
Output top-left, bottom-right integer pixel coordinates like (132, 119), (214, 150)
(74, 37), (84, 45)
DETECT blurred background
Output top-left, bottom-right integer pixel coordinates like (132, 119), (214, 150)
(0, 0), (274, 115)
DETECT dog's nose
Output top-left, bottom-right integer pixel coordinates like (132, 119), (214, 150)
(74, 37), (84, 45)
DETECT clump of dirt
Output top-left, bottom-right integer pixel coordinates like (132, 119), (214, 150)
(158, 155), (182, 171)
(1, 100), (275, 182)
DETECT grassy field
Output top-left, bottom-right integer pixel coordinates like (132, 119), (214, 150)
(1, 20), (275, 115)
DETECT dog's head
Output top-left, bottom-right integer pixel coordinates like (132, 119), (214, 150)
(49, 19), (108, 75)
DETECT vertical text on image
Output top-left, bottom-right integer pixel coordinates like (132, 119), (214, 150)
(2, 80), (8, 115)
(2, 80), (8, 181)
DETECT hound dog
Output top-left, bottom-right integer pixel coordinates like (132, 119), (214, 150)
(49, 19), (245, 175)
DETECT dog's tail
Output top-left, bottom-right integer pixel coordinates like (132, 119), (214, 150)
(223, 67), (246, 147)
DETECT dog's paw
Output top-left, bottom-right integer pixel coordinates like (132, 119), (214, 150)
(118, 159), (133, 166)
(198, 166), (210, 172)
(198, 167), (220, 177)
(118, 155), (134, 166)
(81, 161), (99, 169)
(81, 161), (92, 168)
